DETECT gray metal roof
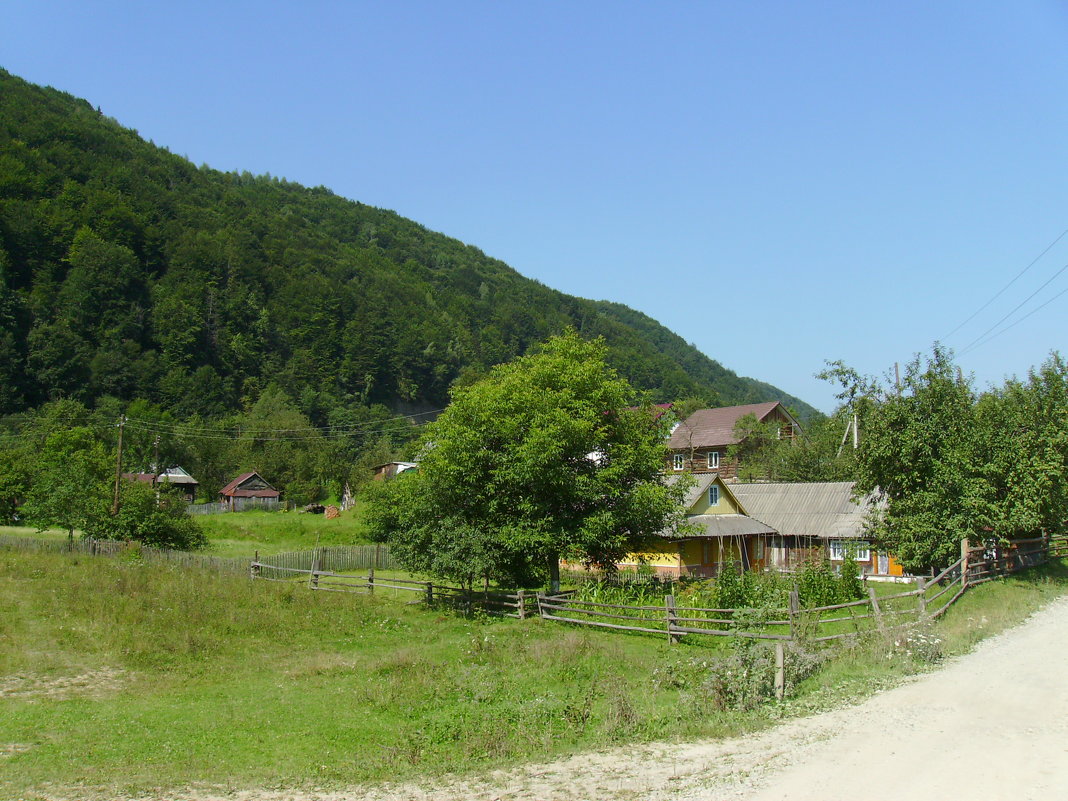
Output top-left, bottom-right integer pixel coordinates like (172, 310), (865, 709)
(665, 472), (719, 509)
(678, 514), (778, 539)
(729, 481), (875, 539)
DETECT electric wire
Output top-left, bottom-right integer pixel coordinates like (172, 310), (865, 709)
(957, 260), (1068, 357)
(957, 283), (1068, 357)
(942, 225), (1068, 342)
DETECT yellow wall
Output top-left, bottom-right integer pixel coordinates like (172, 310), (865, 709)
(688, 478), (741, 515)
(619, 539), (680, 570)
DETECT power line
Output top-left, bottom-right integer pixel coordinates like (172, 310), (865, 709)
(942, 226), (1068, 342)
(958, 260), (1068, 357)
(958, 283), (1068, 357)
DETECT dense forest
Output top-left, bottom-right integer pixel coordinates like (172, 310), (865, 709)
(0, 68), (813, 422)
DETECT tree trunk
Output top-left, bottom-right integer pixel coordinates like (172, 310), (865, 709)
(548, 553), (560, 594)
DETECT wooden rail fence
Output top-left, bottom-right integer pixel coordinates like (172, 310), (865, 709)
(538, 535), (1065, 646)
(0, 534), (250, 574)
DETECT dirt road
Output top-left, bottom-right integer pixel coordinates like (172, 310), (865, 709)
(142, 596), (1068, 801)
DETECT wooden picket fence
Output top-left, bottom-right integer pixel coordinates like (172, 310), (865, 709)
(249, 544), (396, 579)
(0, 533), (250, 574)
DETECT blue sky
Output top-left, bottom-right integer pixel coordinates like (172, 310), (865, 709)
(4, 1), (1068, 412)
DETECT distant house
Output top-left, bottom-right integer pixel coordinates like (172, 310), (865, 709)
(666, 402), (801, 480)
(621, 477), (901, 579)
(219, 471), (280, 511)
(121, 466), (199, 503)
(371, 461), (418, 481)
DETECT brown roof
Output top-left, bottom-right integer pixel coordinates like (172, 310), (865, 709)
(219, 471), (278, 498)
(121, 472), (156, 484)
(667, 402), (789, 450)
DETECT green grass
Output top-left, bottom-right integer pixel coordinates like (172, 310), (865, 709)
(1, 551), (1066, 800)
(193, 503), (373, 557)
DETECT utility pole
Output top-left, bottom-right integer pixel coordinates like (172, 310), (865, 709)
(895, 362), (901, 394)
(152, 435), (160, 487)
(111, 415), (126, 516)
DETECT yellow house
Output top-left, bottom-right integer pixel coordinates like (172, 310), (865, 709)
(620, 476), (904, 579)
(620, 474), (776, 577)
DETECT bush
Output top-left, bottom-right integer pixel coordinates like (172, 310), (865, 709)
(85, 483), (207, 550)
(796, 558), (840, 608)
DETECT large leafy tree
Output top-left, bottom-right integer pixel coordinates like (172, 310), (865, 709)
(365, 331), (690, 590)
(856, 346), (986, 572)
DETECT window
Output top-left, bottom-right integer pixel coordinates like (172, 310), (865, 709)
(706, 451), (719, 469)
(672, 454), (684, 471)
(830, 540), (870, 561)
(708, 485), (719, 506)
(753, 537), (764, 559)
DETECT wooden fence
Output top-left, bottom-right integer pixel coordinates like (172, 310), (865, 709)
(0, 534), (250, 574)
(538, 535), (1064, 646)
(250, 544), (396, 579)
(249, 557), (537, 618)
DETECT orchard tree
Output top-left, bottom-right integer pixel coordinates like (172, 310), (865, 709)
(365, 331), (690, 591)
(21, 426), (111, 542)
(855, 345), (985, 572)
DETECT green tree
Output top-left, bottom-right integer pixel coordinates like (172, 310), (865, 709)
(21, 426), (111, 541)
(86, 482), (207, 549)
(972, 354), (1068, 539)
(365, 331), (690, 591)
(855, 346), (984, 572)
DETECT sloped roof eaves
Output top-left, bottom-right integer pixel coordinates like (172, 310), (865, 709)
(671, 514), (778, 539)
(220, 472), (277, 496)
(665, 472), (720, 509)
(229, 489), (280, 498)
(729, 481), (875, 539)
(666, 402), (784, 450)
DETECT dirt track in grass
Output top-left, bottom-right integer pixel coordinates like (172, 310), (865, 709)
(41, 595), (1068, 801)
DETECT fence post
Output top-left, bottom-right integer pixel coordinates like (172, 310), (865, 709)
(425, 581), (433, 606)
(536, 591), (545, 618)
(788, 590), (800, 640)
(774, 641), (786, 701)
(368, 566), (375, 595)
(310, 552), (320, 590)
(517, 589), (526, 620)
(915, 576), (927, 619)
(665, 594), (678, 644)
(961, 539), (970, 591)
(868, 587), (886, 633)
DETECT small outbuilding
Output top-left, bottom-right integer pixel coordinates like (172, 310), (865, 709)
(219, 471), (280, 512)
(121, 466), (199, 503)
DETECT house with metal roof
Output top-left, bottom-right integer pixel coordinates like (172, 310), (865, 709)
(620, 476), (902, 579)
(666, 402), (801, 480)
(121, 466), (199, 503)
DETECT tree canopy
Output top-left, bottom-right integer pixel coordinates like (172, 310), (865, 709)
(849, 348), (1068, 572)
(365, 332), (691, 590)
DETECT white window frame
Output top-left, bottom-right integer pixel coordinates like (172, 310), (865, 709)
(706, 451), (719, 469)
(708, 485), (719, 506)
(672, 453), (684, 471)
(830, 539), (870, 561)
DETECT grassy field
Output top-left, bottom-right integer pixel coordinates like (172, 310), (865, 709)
(1, 550), (1066, 800)
(0, 502), (375, 558)
(193, 505), (373, 556)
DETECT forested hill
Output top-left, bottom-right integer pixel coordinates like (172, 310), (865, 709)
(0, 68), (815, 421)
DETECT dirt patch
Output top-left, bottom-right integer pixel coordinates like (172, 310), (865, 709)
(0, 667), (127, 701)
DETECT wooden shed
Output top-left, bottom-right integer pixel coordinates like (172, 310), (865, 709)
(219, 471), (280, 512)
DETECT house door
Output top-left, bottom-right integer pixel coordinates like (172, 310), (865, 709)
(878, 552), (889, 575)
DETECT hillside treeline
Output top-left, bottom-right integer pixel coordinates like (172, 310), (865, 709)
(0, 68), (814, 434)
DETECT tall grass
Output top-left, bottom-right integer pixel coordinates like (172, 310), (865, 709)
(2, 551), (1066, 799)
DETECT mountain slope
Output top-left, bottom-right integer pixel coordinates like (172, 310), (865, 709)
(0, 68), (816, 420)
